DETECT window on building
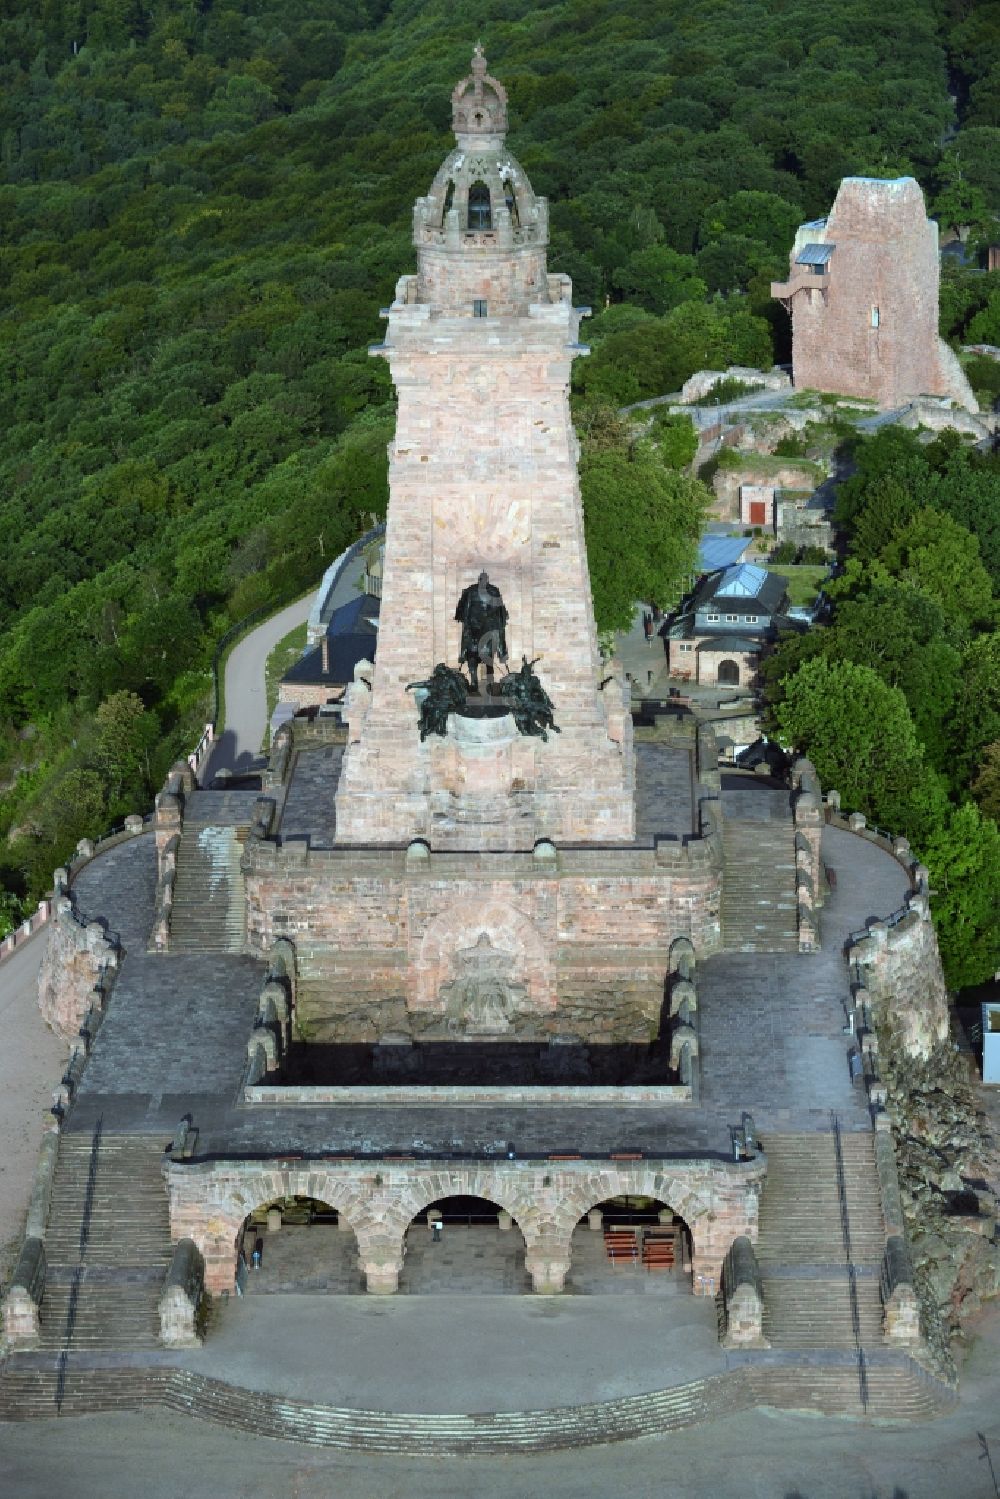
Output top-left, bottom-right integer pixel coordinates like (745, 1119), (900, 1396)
(743, 614), (758, 624)
(679, 643), (693, 652)
(468, 182), (492, 230)
(473, 300), (488, 318)
(705, 612), (720, 622)
(442, 180), (455, 223)
(725, 613), (739, 622)
(871, 305), (880, 328)
(502, 178), (520, 228)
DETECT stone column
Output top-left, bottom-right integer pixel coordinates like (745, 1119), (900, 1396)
(525, 1233), (571, 1294)
(357, 1226), (406, 1295)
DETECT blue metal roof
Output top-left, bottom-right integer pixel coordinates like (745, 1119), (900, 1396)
(796, 242), (835, 266)
(715, 563), (769, 598)
(698, 535), (752, 572)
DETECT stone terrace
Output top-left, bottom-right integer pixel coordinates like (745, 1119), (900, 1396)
(275, 737), (693, 848)
(57, 785), (911, 1156)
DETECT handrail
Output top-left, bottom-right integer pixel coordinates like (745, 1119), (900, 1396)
(830, 1110), (869, 1413)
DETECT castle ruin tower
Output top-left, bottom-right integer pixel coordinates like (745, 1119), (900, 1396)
(772, 176), (978, 413)
(334, 48), (634, 850)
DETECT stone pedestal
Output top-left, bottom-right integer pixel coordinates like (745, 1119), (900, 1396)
(266, 1208), (281, 1233)
(588, 1209), (603, 1232)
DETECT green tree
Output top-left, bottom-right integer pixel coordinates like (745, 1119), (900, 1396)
(921, 801), (1000, 988)
(774, 657), (928, 832)
(649, 410), (698, 470)
(89, 689), (159, 801)
(580, 451), (709, 632)
(879, 508), (995, 630)
(972, 741), (1000, 822)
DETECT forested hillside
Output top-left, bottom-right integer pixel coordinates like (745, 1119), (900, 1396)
(1, 0), (999, 927)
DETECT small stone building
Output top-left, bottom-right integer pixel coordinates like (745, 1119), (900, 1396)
(666, 563), (790, 689)
(772, 176), (978, 413)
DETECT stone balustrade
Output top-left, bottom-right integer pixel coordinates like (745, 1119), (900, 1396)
(2, 1237), (46, 1347)
(159, 1238), (206, 1347)
(719, 1235), (769, 1348)
(880, 1235), (922, 1346)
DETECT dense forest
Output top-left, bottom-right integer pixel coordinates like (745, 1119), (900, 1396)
(1, 0), (999, 961)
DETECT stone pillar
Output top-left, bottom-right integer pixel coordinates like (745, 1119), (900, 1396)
(526, 1240), (570, 1295)
(498, 1211), (513, 1231)
(266, 1207), (281, 1233)
(358, 1227), (405, 1295)
(587, 1208), (603, 1231)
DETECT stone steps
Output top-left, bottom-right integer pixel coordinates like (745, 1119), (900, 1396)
(36, 1132), (172, 1354)
(721, 819), (799, 952)
(760, 1276), (884, 1348)
(756, 1131), (888, 1354)
(169, 826), (246, 952)
(0, 1358), (954, 1442)
(37, 1281), (162, 1350)
(757, 1133), (886, 1266)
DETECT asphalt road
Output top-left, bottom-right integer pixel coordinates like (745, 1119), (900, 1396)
(0, 932), (64, 1276)
(203, 593), (314, 781)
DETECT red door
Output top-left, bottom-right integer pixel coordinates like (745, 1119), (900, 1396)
(749, 500), (767, 526)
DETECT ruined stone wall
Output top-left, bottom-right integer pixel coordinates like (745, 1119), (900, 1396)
(850, 896), (948, 1064)
(781, 177), (977, 412)
(164, 1154), (765, 1297)
(243, 839), (721, 1045)
(37, 886), (119, 1043)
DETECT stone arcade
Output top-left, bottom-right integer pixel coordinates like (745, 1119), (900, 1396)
(1, 53), (958, 1441)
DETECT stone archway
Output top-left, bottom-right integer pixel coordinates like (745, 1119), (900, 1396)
(564, 1194), (694, 1293)
(237, 1194), (362, 1295)
(399, 1195), (531, 1294)
(410, 897), (554, 1021)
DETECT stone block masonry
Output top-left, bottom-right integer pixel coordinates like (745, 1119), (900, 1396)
(164, 1154), (764, 1298)
(243, 836), (721, 1044)
(773, 176), (978, 413)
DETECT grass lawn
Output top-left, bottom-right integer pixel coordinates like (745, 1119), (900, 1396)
(768, 564), (828, 607)
(264, 621), (308, 744)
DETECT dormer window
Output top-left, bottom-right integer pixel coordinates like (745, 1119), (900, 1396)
(468, 182), (492, 230)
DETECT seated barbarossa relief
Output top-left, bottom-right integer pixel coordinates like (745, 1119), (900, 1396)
(406, 571), (560, 740)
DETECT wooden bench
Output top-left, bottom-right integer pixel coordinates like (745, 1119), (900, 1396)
(603, 1229), (638, 1265)
(641, 1232), (676, 1271)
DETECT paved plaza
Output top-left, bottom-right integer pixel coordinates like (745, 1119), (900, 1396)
(187, 1283), (722, 1412)
(3, 1301), (1000, 1499)
(241, 1222), (693, 1300)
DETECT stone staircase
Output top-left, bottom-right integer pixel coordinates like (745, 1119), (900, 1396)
(0, 1355), (954, 1441)
(36, 1130), (171, 1356)
(168, 825), (247, 952)
(721, 819), (798, 951)
(756, 1131), (886, 1353)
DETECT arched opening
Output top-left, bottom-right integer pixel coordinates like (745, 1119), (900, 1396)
(236, 1196), (363, 1295)
(566, 1197), (694, 1294)
(441, 179), (455, 224)
(467, 181), (492, 231)
(400, 1196), (529, 1294)
(716, 659), (740, 686)
(502, 177), (520, 227)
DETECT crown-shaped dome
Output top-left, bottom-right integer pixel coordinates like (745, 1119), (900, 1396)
(451, 43), (508, 146)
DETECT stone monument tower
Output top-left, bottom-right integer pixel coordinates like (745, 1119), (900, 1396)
(334, 47), (634, 850)
(772, 176), (978, 412)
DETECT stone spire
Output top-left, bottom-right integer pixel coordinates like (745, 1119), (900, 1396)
(451, 43), (508, 147)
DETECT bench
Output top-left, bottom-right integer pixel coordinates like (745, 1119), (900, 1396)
(603, 1229), (638, 1265)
